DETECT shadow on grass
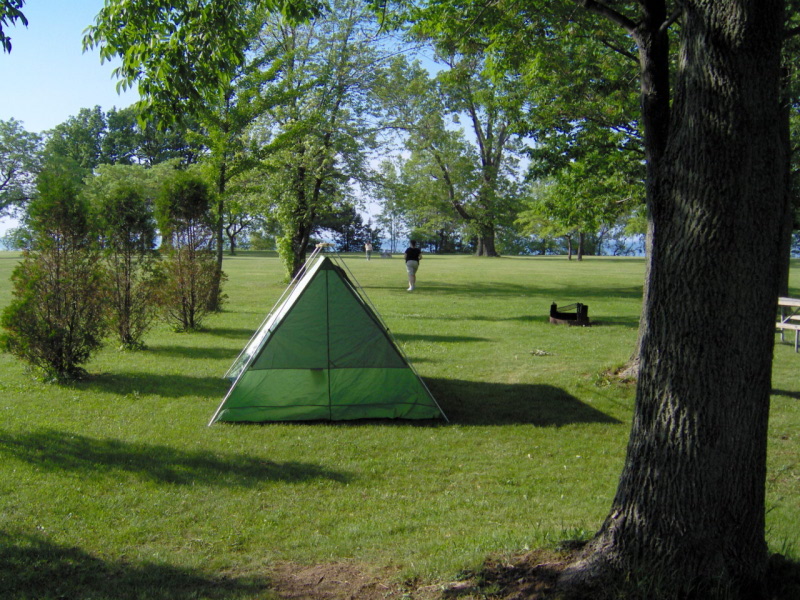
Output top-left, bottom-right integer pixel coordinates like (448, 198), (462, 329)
(427, 378), (621, 426)
(78, 372), (230, 398)
(0, 429), (352, 486)
(199, 326), (260, 339)
(370, 281), (644, 301)
(394, 313), (640, 328)
(588, 316), (641, 328)
(0, 530), (273, 600)
(224, 250), (279, 258)
(768, 553), (800, 600)
(772, 389), (800, 400)
(147, 344), (238, 361)
(392, 332), (489, 344)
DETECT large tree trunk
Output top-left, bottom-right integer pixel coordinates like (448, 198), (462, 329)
(561, 1), (785, 598)
(290, 225), (312, 278)
(474, 223), (499, 256)
(617, 0), (672, 381)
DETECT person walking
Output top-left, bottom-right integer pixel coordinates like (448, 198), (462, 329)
(364, 241), (373, 261)
(404, 240), (421, 291)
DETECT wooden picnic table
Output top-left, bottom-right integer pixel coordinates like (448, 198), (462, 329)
(777, 297), (800, 352)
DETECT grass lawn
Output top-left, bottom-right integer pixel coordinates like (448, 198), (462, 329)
(0, 251), (797, 599)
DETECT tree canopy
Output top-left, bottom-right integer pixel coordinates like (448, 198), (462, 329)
(0, 117), (40, 217)
(83, 0), (322, 123)
(0, 0), (26, 53)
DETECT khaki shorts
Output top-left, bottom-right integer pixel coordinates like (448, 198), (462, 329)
(406, 260), (419, 275)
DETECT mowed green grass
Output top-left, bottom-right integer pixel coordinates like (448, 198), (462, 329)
(0, 251), (797, 599)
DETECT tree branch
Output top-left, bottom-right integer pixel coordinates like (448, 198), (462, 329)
(0, 170), (15, 192)
(431, 150), (472, 221)
(572, 0), (638, 34)
(659, 4), (683, 36)
(598, 38), (638, 63)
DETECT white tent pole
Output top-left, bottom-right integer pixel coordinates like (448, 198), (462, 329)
(223, 245), (325, 379)
(211, 245), (327, 424)
(208, 363), (249, 426)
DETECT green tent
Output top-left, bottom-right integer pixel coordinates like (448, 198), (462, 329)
(209, 253), (446, 424)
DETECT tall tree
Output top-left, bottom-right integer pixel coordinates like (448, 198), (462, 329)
(400, 0), (789, 596)
(434, 53), (525, 256)
(316, 203), (379, 252)
(0, 117), (41, 217)
(44, 107), (108, 171)
(378, 54), (525, 256)
(565, 1), (784, 596)
(373, 160), (406, 253)
(135, 116), (204, 167)
(192, 35), (292, 306)
(391, 139), (475, 251)
(258, 0), (386, 277)
(520, 140), (642, 259)
(43, 106), (202, 170)
(219, 168), (265, 255)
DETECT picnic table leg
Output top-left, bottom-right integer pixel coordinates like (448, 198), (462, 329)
(781, 307), (786, 342)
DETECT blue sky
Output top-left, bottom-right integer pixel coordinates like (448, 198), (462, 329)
(0, 0), (139, 134)
(1, 1), (140, 237)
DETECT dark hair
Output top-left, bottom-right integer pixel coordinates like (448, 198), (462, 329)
(410, 240), (417, 247)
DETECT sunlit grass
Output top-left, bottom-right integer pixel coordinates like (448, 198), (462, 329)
(0, 250), (797, 598)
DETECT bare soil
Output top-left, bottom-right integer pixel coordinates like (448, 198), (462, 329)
(268, 549), (800, 600)
(268, 549), (573, 600)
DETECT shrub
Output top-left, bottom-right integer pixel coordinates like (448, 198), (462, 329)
(154, 170), (223, 331)
(1, 255), (107, 380)
(0, 158), (107, 380)
(154, 245), (226, 331)
(95, 182), (161, 349)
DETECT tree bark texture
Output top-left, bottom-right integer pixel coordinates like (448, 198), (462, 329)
(562, 1), (785, 597)
(475, 226), (498, 257)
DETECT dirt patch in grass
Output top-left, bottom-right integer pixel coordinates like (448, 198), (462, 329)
(268, 550), (573, 600)
(269, 561), (408, 599)
(268, 549), (800, 600)
(443, 549), (571, 599)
